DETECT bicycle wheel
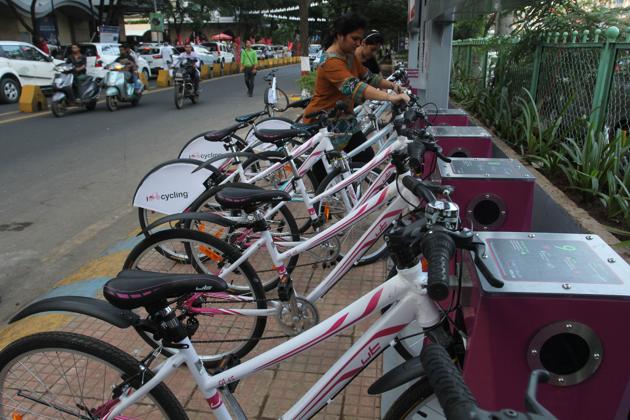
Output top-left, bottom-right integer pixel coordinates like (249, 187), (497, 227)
(0, 332), (187, 419)
(240, 153), (319, 235)
(185, 187), (300, 292)
(123, 229), (268, 364)
(382, 377), (435, 419)
(311, 162), (388, 265)
(273, 88), (289, 112)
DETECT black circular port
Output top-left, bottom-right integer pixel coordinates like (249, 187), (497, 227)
(451, 150), (468, 158)
(540, 333), (590, 375)
(472, 199), (501, 226)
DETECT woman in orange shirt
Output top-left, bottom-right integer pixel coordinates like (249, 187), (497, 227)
(304, 13), (409, 179)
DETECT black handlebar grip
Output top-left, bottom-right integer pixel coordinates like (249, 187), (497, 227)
(407, 141), (426, 174)
(421, 231), (455, 301)
(402, 176), (437, 203)
(420, 343), (478, 420)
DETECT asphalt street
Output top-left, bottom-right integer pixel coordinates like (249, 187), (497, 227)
(0, 64), (301, 321)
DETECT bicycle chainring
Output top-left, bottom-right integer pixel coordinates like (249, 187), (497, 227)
(276, 297), (319, 335)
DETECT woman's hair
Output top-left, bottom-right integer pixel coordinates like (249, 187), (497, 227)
(363, 30), (384, 46)
(322, 13), (368, 49)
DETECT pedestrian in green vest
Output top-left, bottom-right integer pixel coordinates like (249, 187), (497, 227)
(241, 39), (258, 97)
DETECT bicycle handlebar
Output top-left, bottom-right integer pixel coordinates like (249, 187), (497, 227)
(421, 343), (558, 420)
(421, 232), (455, 301)
(421, 343), (478, 419)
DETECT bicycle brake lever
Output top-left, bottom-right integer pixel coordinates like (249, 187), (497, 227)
(471, 241), (504, 288)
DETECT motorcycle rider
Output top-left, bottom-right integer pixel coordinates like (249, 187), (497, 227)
(173, 42), (200, 94)
(65, 44), (87, 100)
(115, 44), (142, 94)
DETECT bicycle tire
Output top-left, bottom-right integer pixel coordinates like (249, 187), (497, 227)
(382, 377), (434, 420)
(274, 88), (289, 112)
(310, 162), (388, 265)
(0, 331), (187, 419)
(123, 229), (268, 364)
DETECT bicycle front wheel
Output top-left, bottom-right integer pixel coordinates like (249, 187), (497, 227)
(0, 332), (187, 419)
(382, 377), (435, 419)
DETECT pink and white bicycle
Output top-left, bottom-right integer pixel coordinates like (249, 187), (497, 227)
(1, 176), (524, 420)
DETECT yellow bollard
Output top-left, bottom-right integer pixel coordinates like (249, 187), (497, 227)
(212, 64), (221, 78)
(224, 63), (232, 75)
(139, 71), (149, 89)
(18, 85), (47, 113)
(231, 62), (238, 74)
(200, 64), (210, 79)
(156, 69), (171, 87)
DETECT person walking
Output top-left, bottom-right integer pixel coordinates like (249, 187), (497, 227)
(241, 39), (258, 97)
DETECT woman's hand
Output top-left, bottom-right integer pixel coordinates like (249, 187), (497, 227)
(391, 83), (404, 94)
(390, 93), (410, 105)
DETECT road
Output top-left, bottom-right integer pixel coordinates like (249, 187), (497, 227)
(0, 64), (301, 321)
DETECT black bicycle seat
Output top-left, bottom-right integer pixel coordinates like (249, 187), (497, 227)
(254, 128), (305, 144)
(103, 270), (227, 310)
(215, 182), (291, 212)
(204, 123), (243, 142)
(234, 110), (268, 123)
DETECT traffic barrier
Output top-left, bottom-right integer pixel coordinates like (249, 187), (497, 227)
(18, 85), (48, 113)
(157, 70), (171, 87)
(224, 63), (233, 75)
(139, 71), (149, 89)
(200, 64), (211, 79)
(230, 62), (238, 74)
(212, 64), (221, 78)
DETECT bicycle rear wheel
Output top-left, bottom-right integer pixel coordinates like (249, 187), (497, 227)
(123, 229), (268, 364)
(0, 332), (187, 419)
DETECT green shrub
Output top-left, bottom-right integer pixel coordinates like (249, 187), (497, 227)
(297, 71), (316, 95)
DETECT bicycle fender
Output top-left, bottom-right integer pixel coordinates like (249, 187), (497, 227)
(10, 296), (140, 329)
(192, 151), (259, 173)
(143, 211), (238, 234)
(367, 355), (424, 395)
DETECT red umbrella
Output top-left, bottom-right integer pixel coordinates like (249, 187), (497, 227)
(211, 33), (233, 41)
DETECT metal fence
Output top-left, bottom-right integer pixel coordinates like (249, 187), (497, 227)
(451, 27), (630, 140)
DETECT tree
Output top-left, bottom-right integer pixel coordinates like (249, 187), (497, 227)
(299, 0), (309, 56)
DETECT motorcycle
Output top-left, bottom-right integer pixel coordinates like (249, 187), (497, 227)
(173, 58), (199, 109)
(50, 63), (101, 118)
(104, 62), (143, 111)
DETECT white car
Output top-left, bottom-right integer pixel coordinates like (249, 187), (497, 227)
(0, 41), (62, 103)
(271, 45), (289, 58)
(172, 45), (215, 67)
(74, 43), (152, 80)
(137, 44), (175, 74)
(202, 42), (234, 64)
(252, 44), (274, 59)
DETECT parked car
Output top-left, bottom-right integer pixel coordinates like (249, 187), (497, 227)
(252, 44), (274, 59)
(64, 43), (152, 81)
(137, 44), (175, 74)
(202, 42), (234, 64)
(172, 45), (216, 67)
(0, 41), (63, 103)
(271, 45), (288, 58)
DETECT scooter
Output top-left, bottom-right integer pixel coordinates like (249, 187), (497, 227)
(104, 62), (143, 111)
(173, 58), (199, 109)
(50, 63), (101, 118)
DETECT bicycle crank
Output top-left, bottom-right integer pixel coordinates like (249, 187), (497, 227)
(276, 297), (319, 335)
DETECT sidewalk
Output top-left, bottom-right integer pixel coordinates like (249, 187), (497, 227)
(0, 219), (389, 420)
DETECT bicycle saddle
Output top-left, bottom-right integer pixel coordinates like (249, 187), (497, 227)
(215, 182), (291, 212)
(254, 127), (306, 144)
(104, 270), (227, 310)
(204, 123), (244, 142)
(234, 110), (268, 123)
(287, 97), (311, 109)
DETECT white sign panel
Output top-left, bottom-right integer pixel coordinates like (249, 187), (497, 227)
(133, 161), (212, 214)
(179, 136), (228, 166)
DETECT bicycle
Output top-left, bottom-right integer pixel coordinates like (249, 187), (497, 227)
(263, 69), (289, 117)
(123, 133), (450, 363)
(1, 175), (529, 420)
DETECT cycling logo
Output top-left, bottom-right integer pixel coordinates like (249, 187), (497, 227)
(145, 191), (190, 202)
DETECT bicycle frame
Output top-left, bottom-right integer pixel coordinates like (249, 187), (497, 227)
(106, 261), (442, 420)
(186, 166), (418, 319)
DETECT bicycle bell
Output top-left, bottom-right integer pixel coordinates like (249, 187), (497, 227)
(425, 199), (460, 230)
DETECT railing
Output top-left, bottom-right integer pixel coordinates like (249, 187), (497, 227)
(451, 26), (630, 140)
